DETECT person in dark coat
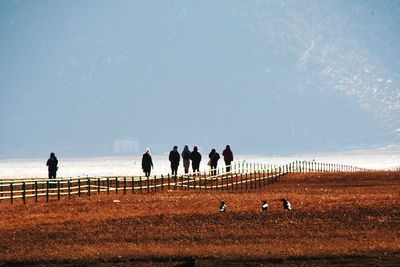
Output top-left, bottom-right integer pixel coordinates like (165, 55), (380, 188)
(46, 152), (58, 179)
(222, 145), (234, 172)
(169, 146), (180, 176)
(181, 145), (191, 174)
(141, 148), (153, 177)
(190, 146), (202, 174)
(208, 148), (220, 176)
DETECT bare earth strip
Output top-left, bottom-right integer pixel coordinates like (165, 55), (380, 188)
(0, 172), (399, 266)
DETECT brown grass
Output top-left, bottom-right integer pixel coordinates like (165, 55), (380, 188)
(1, 171), (399, 266)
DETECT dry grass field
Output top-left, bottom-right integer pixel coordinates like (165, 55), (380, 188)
(0, 171), (399, 266)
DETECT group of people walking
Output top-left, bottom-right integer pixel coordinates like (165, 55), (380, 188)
(142, 145), (234, 177)
(45, 145), (234, 179)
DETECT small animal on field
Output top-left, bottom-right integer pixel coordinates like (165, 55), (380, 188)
(219, 200), (227, 212)
(280, 198), (292, 210)
(261, 200), (269, 211)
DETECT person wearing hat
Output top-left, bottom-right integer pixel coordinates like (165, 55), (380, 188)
(142, 148), (153, 177)
(222, 145), (234, 172)
(169, 145), (180, 176)
(190, 146), (202, 174)
(181, 145), (191, 174)
(46, 152), (58, 179)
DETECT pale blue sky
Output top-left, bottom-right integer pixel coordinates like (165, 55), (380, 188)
(0, 0), (399, 158)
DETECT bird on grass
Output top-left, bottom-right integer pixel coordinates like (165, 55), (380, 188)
(261, 200), (269, 211)
(219, 200), (227, 212)
(280, 198), (292, 211)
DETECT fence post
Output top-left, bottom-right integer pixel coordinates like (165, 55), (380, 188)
(140, 176), (143, 193)
(147, 176), (150, 193)
(22, 182), (26, 204)
(98, 178), (101, 194)
(115, 177), (119, 194)
(123, 177), (127, 195)
(57, 180), (61, 200)
(161, 175), (164, 191)
(180, 175), (184, 190)
(68, 179), (71, 198)
(35, 181), (38, 203)
(174, 175), (177, 190)
(78, 179), (81, 197)
(250, 173), (253, 190)
(10, 183), (14, 204)
(107, 177), (110, 195)
(132, 177), (135, 194)
(87, 178), (91, 197)
(46, 181), (49, 202)
(262, 170), (266, 187)
(235, 174), (238, 190)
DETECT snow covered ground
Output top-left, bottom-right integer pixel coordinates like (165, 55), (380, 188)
(0, 148), (399, 179)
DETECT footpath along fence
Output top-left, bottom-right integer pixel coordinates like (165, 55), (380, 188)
(0, 160), (367, 204)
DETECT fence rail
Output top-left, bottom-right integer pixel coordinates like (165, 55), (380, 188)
(0, 160), (368, 204)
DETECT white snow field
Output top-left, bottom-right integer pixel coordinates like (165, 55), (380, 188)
(0, 147), (399, 179)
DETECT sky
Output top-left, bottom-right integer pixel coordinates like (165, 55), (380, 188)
(0, 0), (399, 158)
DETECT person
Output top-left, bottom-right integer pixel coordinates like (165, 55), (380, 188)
(141, 148), (153, 177)
(46, 152), (58, 179)
(181, 145), (191, 174)
(169, 145), (180, 176)
(190, 146), (202, 174)
(208, 148), (220, 176)
(222, 145), (234, 172)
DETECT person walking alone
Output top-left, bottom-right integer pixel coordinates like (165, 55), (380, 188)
(141, 148), (153, 177)
(46, 152), (58, 179)
(181, 145), (191, 174)
(222, 145), (234, 172)
(169, 146), (180, 176)
(208, 148), (220, 176)
(190, 146), (202, 174)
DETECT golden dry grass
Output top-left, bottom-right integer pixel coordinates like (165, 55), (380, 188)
(0, 171), (399, 266)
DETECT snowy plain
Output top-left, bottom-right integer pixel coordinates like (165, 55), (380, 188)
(0, 148), (399, 179)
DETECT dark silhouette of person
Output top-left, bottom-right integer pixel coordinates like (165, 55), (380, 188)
(181, 145), (191, 174)
(208, 148), (220, 176)
(46, 152), (58, 179)
(190, 146), (202, 174)
(141, 148), (153, 177)
(169, 146), (180, 176)
(222, 145), (234, 172)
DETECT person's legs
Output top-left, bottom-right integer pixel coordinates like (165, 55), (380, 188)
(211, 165), (217, 176)
(225, 161), (231, 172)
(172, 165), (178, 176)
(193, 163), (199, 174)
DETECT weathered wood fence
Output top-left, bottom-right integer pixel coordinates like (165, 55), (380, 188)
(0, 160), (367, 204)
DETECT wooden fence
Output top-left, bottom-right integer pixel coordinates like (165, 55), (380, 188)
(0, 160), (367, 204)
